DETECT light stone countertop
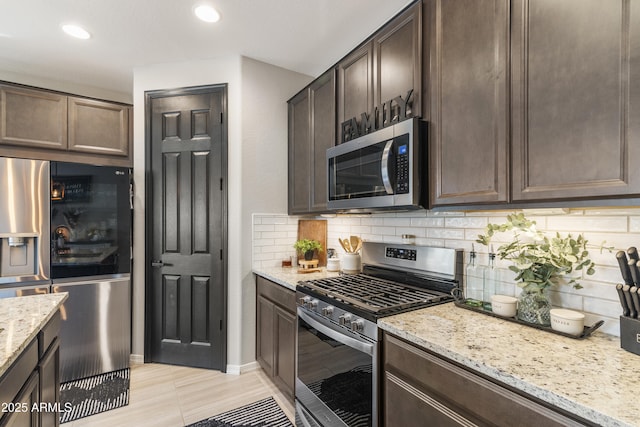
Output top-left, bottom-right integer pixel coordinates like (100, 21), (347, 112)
(379, 303), (640, 427)
(0, 293), (68, 378)
(252, 266), (340, 291)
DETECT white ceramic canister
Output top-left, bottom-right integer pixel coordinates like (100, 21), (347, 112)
(341, 253), (361, 274)
(326, 258), (341, 272)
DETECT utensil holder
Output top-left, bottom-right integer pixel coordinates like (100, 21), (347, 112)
(341, 253), (361, 274)
(620, 316), (640, 356)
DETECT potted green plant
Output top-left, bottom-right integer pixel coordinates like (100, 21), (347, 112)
(476, 213), (596, 326)
(294, 239), (323, 261)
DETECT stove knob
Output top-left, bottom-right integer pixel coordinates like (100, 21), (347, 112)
(350, 319), (365, 332)
(321, 305), (334, 316)
(298, 296), (311, 307)
(338, 314), (352, 326)
(310, 299), (319, 310)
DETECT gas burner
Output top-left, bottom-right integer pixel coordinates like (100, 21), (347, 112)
(298, 274), (452, 317)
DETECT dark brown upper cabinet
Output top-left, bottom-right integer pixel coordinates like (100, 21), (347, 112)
(336, 42), (373, 143)
(511, 0), (640, 201)
(0, 82), (132, 167)
(68, 97), (130, 157)
(374, 2), (422, 122)
(430, 0), (510, 206)
(288, 88), (311, 214)
(288, 70), (335, 215)
(0, 84), (68, 150)
(309, 71), (335, 212)
(336, 1), (423, 144)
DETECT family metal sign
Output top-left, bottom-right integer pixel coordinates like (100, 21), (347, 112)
(341, 89), (414, 143)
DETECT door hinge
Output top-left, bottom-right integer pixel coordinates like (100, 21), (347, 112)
(220, 112), (223, 124)
(220, 319), (223, 330)
(220, 177), (223, 191)
(220, 249), (223, 260)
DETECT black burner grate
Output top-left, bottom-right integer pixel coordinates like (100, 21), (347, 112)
(298, 274), (451, 315)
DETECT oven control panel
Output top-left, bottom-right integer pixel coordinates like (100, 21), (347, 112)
(297, 292), (378, 341)
(386, 247), (417, 261)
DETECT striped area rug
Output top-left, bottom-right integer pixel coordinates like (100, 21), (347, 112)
(187, 396), (292, 427)
(59, 368), (130, 424)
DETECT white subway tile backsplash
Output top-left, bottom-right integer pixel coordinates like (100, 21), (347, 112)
(396, 227), (426, 237)
(382, 217), (412, 227)
(410, 217), (445, 227)
(445, 216), (488, 229)
(253, 208), (640, 337)
(427, 228), (465, 240)
(370, 226), (396, 236)
(254, 224), (275, 232)
(630, 216), (640, 232)
(547, 216), (628, 233)
(584, 297), (623, 319)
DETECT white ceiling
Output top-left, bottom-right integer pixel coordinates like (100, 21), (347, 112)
(0, 0), (413, 99)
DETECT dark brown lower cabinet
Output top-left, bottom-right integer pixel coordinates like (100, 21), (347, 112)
(383, 333), (594, 427)
(0, 312), (61, 427)
(256, 275), (296, 401)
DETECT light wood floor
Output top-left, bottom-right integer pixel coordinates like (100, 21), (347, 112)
(65, 363), (294, 427)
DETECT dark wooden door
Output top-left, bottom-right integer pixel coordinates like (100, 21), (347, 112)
(511, 0), (640, 201)
(430, 0), (509, 206)
(374, 1), (422, 121)
(146, 85), (227, 370)
(337, 42), (373, 143)
(274, 304), (295, 400)
(309, 70), (335, 212)
(287, 88), (311, 214)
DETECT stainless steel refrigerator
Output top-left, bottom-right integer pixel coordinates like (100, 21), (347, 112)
(50, 161), (132, 382)
(0, 157), (50, 292)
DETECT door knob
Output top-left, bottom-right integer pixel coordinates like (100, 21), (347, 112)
(151, 260), (163, 268)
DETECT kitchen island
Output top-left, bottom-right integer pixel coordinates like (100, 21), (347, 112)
(379, 303), (639, 427)
(0, 293), (68, 427)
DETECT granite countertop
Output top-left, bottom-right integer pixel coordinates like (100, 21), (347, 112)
(379, 303), (640, 427)
(253, 266), (340, 291)
(0, 293), (68, 378)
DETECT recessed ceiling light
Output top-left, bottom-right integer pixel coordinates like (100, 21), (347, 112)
(62, 24), (91, 40)
(194, 5), (220, 23)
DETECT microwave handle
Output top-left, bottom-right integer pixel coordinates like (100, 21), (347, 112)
(380, 139), (394, 194)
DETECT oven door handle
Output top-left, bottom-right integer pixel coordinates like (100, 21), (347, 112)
(298, 308), (375, 356)
(380, 139), (394, 195)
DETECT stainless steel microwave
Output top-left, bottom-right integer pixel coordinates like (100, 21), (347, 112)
(327, 118), (427, 212)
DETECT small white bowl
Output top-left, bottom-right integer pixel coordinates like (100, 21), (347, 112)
(550, 309), (585, 336)
(491, 295), (517, 317)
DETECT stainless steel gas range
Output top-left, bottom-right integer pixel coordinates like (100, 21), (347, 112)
(295, 242), (463, 427)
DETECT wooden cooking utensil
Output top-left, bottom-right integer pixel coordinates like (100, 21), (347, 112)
(350, 235), (359, 253)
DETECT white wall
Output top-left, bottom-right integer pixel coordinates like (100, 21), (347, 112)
(253, 208), (640, 337)
(237, 57), (311, 366)
(132, 56), (311, 371)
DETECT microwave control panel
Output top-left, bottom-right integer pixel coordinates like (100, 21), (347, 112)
(395, 136), (410, 194)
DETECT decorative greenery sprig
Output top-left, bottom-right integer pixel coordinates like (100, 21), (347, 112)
(476, 213), (595, 290)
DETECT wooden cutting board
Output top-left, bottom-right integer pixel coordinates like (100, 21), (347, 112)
(297, 219), (327, 266)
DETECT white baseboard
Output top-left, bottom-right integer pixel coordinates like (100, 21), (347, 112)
(226, 361), (260, 375)
(129, 354), (144, 365)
